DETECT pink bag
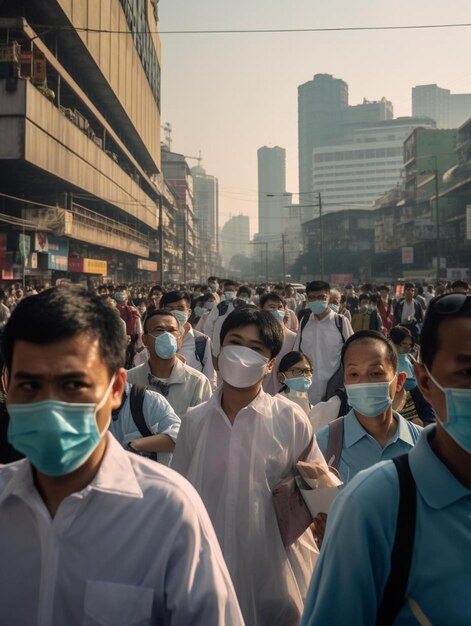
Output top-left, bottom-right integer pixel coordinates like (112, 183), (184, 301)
(272, 438), (314, 547)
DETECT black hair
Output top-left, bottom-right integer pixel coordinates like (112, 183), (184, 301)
(378, 285), (389, 292)
(341, 330), (398, 370)
(359, 293), (370, 303)
(273, 284), (285, 292)
(278, 350), (312, 374)
(208, 276), (218, 283)
(160, 290), (191, 308)
(149, 285), (164, 295)
(420, 295), (471, 369)
(143, 309), (181, 333)
(223, 280), (238, 289)
(237, 285), (252, 297)
(201, 293), (216, 303)
(451, 280), (468, 290)
(306, 280), (330, 293)
(389, 325), (413, 346)
(260, 293), (286, 308)
(220, 307), (283, 359)
(1, 286), (127, 375)
(404, 282), (415, 290)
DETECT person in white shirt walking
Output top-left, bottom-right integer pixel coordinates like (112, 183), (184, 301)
(172, 307), (329, 626)
(0, 286), (243, 626)
(294, 281), (353, 404)
(126, 310), (212, 417)
(160, 290), (217, 389)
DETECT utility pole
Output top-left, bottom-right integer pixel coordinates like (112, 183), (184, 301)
(434, 170), (441, 283)
(281, 233), (286, 283)
(318, 191), (324, 280)
(158, 195), (164, 285)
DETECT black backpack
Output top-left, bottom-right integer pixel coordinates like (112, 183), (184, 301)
(113, 385), (157, 461)
(194, 334), (207, 366)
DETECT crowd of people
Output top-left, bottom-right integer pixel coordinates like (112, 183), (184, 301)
(0, 275), (469, 625)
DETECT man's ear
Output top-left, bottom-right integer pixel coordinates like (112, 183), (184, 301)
(414, 362), (433, 404)
(266, 357), (276, 375)
(110, 369), (127, 411)
(395, 371), (407, 393)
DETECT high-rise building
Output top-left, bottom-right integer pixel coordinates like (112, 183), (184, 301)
(412, 84), (471, 129)
(298, 74), (348, 205)
(191, 165), (220, 277)
(312, 117), (436, 213)
(220, 215), (250, 269)
(257, 146), (286, 239)
(0, 0), (173, 282)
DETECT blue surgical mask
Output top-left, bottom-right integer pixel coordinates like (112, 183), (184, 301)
(270, 309), (285, 322)
(194, 306), (206, 318)
(7, 377), (115, 476)
(329, 304), (339, 313)
(308, 300), (328, 315)
(224, 291), (235, 302)
(403, 378), (417, 392)
(114, 292), (125, 303)
(170, 309), (188, 326)
(345, 380), (394, 417)
(209, 283), (218, 293)
(397, 353), (415, 380)
(284, 376), (312, 393)
(205, 302), (215, 311)
(154, 332), (178, 359)
(425, 366), (471, 453)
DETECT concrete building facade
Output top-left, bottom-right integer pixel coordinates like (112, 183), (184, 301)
(412, 84), (471, 129)
(0, 0), (179, 283)
(191, 165), (220, 278)
(257, 146), (287, 239)
(220, 215), (250, 270)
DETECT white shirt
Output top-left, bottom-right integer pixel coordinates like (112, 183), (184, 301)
(0, 435), (244, 626)
(309, 395), (342, 434)
(109, 382), (181, 465)
(203, 301), (234, 348)
(180, 327), (217, 389)
(277, 388), (312, 416)
(263, 327), (297, 395)
(294, 310), (353, 404)
(401, 299), (416, 322)
(126, 358), (212, 417)
(172, 389), (327, 626)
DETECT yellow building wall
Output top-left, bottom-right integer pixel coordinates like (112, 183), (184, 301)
(57, 0), (161, 172)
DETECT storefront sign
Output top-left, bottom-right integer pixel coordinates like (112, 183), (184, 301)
(68, 258), (107, 275)
(401, 247), (414, 265)
(19, 234), (31, 260)
(49, 255), (68, 271)
(137, 258), (158, 272)
(330, 273), (354, 284)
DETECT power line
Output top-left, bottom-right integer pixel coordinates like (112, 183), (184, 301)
(31, 22), (471, 36)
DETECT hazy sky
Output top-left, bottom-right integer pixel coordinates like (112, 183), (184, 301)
(159, 1), (471, 235)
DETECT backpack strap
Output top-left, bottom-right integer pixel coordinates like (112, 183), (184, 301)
(335, 388), (349, 417)
(129, 385), (152, 438)
(334, 313), (346, 343)
(217, 301), (229, 316)
(298, 308), (311, 352)
(325, 416), (344, 469)
(376, 454), (417, 626)
(194, 334), (207, 365)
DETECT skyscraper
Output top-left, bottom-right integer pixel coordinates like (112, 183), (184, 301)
(412, 84), (471, 129)
(298, 74), (348, 207)
(257, 145), (286, 239)
(191, 165), (219, 276)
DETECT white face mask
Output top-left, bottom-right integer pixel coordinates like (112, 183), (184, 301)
(218, 345), (269, 388)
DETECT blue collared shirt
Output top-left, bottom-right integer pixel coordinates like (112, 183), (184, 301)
(316, 409), (422, 483)
(301, 425), (471, 625)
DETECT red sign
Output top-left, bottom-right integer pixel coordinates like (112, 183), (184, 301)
(330, 273), (354, 284)
(68, 258), (85, 273)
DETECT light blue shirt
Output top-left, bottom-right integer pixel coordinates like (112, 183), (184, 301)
(109, 382), (180, 466)
(301, 426), (471, 625)
(316, 409), (422, 484)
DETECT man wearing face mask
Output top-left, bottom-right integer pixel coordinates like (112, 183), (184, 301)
(160, 291), (216, 389)
(172, 307), (330, 626)
(351, 293), (382, 333)
(260, 292), (297, 395)
(202, 279), (238, 342)
(295, 281), (353, 404)
(0, 287), (244, 625)
(300, 295), (471, 626)
(315, 330), (422, 485)
(127, 310), (212, 417)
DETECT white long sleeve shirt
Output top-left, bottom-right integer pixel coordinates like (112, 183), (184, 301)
(0, 434), (244, 626)
(172, 389), (326, 626)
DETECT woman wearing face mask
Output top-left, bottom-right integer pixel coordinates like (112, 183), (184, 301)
(276, 351), (313, 417)
(194, 293), (217, 332)
(389, 325), (436, 426)
(315, 330), (423, 485)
